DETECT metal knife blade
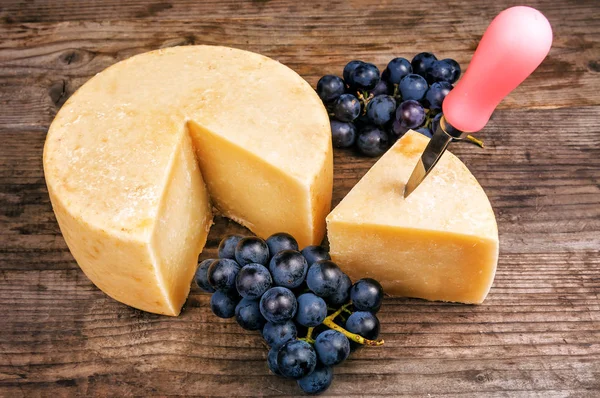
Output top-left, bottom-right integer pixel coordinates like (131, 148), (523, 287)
(403, 125), (452, 198)
(403, 117), (467, 198)
(403, 6), (552, 198)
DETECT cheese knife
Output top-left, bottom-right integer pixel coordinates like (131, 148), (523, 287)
(404, 6), (553, 198)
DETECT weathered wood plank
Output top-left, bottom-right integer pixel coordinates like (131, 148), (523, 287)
(1, 0), (600, 396)
(0, 0), (599, 130)
(0, 266), (599, 396)
(0, 0), (597, 26)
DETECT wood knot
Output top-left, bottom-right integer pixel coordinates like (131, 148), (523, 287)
(48, 80), (70, 108)
(2, 15), (15, 24)
(160, 34), (197, 48)
(58, 49), (95, 68)
(135, 2), (173, 18)
(55, 379), (77, 387)
(59, 50), (81, 65)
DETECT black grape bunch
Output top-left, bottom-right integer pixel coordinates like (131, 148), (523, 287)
(195, 232), (385, 395)
(316, 53), (463, 157)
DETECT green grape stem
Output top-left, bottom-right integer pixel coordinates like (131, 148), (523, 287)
(392, 84), (404, 103)
(357, 91), (374, 113)
(465, 135), (485, 148)
(299, 327), (315, 344)
(321, 302), (385, 347)
(423, 111), (485, 148)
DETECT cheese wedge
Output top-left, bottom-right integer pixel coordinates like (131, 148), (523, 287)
(327, 130), (498, 304)
(44, 46), (333, 315)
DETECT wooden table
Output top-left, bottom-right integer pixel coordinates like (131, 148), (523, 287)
(1, 0), (599, 396)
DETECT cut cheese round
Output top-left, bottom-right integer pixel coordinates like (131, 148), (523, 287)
(327, 130), (498, 304)
(44, 46), (333, 315)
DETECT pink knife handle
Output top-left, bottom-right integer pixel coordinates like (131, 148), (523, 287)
(442, 6), (553, 133)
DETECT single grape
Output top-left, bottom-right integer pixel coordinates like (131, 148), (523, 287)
(396, 100), (426, 129)
(235, 236), (269, 266)
(346, 311), (380, 341)
(350, 278), (384, 313)
(208, 258), (241, 292)
(442, 58), (461, 84)
(415, 127), (433, 138)
(306, 260), (344, 298)
(326, 272), (352, 307)
(357, 125), (389, 157)
(368, 79), (393, 96)
(195, 259), (216, 293)
(424, 81), (453, 111)
(330, 120), (357, 148)
(411, 52), (438, 78)
(301, 245), (331, 266)
(260, 286), (297, 324)
(389, 119), (409, 140)
(425, 59), (454, 84)
(236, 263), (272, 299)
(366, 95), (396, 126)
(350, 62), (380, 91)
(332, 94), (361, 122)
(316, 75), (345, 103)
(218, 234), (243, 260)
(297, 363), (333, 395)
(343, 60), (364, 86)
(266, 232), (298, 257)
(269, 250), (308, 289)
(314, 329), (350, 366)
(382, 57), (412, 84)
(263, 320), (297, 349)
(277, 339), (317, 379)
(267, 346), (283, 376)
(235, 298), (266, 331)
(431, 112), (443, 133)
(399, 74), (428, 101)
(210, 290), (239, 319)
(295, 293), (327, 327)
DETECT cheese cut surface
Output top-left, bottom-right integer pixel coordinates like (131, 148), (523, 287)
(327, 130), (499, 304)
(44, 46), (332, 315)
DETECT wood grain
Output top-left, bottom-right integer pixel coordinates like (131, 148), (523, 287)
(1, 0), (600, 396)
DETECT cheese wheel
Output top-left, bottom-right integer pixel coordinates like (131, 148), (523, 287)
(327, 130), (498, 304)
(44, 46), (333, 315)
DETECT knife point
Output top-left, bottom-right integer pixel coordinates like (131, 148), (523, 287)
(404, 156), (426, 199)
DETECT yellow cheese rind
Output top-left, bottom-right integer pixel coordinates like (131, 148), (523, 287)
(44, 46), (332, 315)
(327, 130), (499, 304)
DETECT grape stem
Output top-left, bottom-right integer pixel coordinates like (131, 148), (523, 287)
(299, 327), (315, 344)
(465, 135), (485, 148)
(357, 91), (374, 113)
(392, 84), (402, 101)
(425, 112), (484, 148)
(322, 302), (385, 347)
(327, 306), (352, 315)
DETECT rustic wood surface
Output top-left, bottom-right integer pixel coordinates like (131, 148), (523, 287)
(1, 0), (599, 396)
